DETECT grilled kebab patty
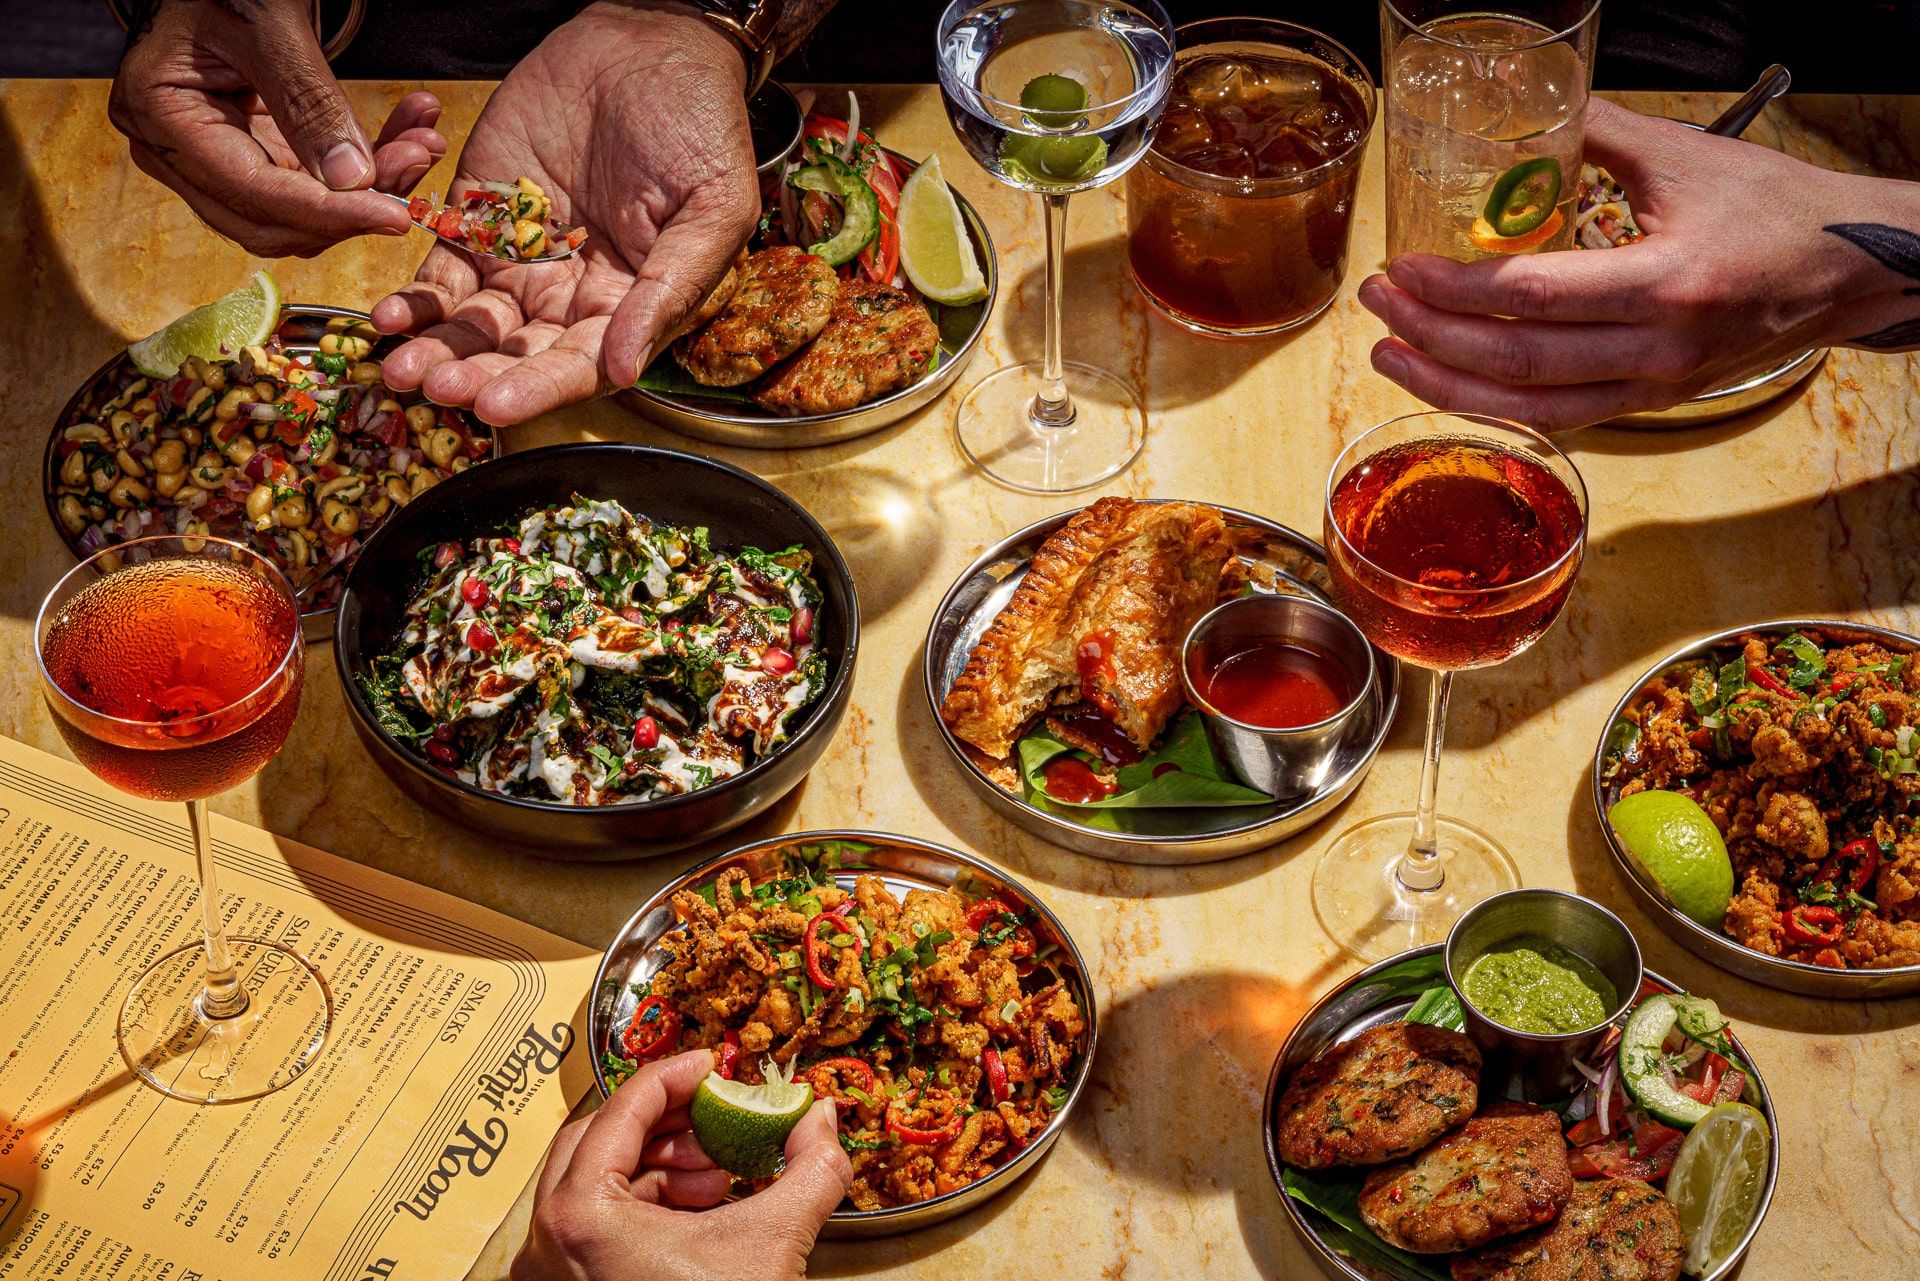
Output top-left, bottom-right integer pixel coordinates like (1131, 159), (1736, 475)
(1272, 1021), (1482, 1170)
(674, 246), (837, 386)
(752, 278), (939, 415)
(1449, 1176), (1686, 1281)
(1358, 1102), (1574, 1254)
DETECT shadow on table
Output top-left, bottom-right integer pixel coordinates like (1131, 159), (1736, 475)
(0, 107), (125, 627)
(1082, 969), (1350, 1278)
(1000, 237), (1290, 412)
(1561, 785), (1920, 1033)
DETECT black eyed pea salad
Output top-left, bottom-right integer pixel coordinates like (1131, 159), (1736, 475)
(51, 313), (493, 612)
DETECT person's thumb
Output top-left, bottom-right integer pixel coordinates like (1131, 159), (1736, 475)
(251, 19), (374, 191)
(602, 178), (757, 387)
(721, 1101), (851, 1259)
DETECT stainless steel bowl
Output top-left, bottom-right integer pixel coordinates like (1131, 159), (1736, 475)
(1604, 348), (1827, 430)
(1263, 944), (1781, 1281)
(614, 150), (997, 450)
(1445, 889), (1644, 1096)
(1592, 618), (1920, 997)
(922, 504), (1402, 864)
(588, 830), (1097, 1236)
(43, 303), (496, 644)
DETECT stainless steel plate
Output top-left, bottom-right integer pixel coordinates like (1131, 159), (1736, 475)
(1605, 347), (1827, 430)
(614, 150), (996, 450)
(921, 504), (1402, 865)
(1263, 944), (1780, 1281)
(1592, 618), (1920, 997)
(588, 830), (1097, 1237)
(43, 303), (496, 644)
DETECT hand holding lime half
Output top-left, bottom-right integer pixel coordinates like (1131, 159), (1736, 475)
(690, 1057), (816, 1180)
(128, 270), (280, 379)
(1608, 790), (1734, 927)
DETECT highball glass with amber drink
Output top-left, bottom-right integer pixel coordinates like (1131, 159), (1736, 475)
(1127, 18), (1375, 336)
(37, 536), (330, 1103)
(1315, 413), (1587, 960)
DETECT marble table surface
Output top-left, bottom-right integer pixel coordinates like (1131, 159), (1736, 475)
(2, 81), (1917, 1281)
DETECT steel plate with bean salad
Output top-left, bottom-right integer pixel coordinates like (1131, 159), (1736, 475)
(48, 309), (493, 613)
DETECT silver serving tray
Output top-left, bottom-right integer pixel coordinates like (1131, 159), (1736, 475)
(614, 149), (996, 449)
(1592, 618), (1920, 997)
(588, 830), (1097, 1237)
(921, 504), (1402, 865)
(43, 303), (496, 644)
(1605, 348), (1827, 430)
(1263, 944), (1780, 1281)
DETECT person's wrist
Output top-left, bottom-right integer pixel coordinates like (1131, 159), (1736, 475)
(581, 1), (753, 89)
(1808, 168), (1920, 350)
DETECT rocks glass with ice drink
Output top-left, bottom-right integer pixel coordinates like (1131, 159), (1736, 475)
(1126, 19), (1375, 336)
(1382, 0), (1600, 261)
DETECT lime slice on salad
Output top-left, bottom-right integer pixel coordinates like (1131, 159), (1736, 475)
(689, 1058), (813, 1179)
(1608, 791), (1734, 927)
(898, 155), (988, 305)
(128, 269), (280, 379)
(1020, 73), (1090, 129)
(1665, 1101), (1770, 1277)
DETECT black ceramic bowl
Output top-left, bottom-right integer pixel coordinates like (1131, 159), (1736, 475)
(333, 443), (858, 859)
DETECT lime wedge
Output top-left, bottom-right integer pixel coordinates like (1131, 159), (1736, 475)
(1666, 1101), (1770, 1276)
(898, 155), (988, 306)
(1020, 73), (1090, 129)
(1608, 790), (1734, 927)
(689, 1058), (814, 1179)
(128, 270), (281, 379)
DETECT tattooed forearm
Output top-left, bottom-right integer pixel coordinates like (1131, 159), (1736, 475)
(771, 0), (837, 59)
(1825, 222), (1920, 349)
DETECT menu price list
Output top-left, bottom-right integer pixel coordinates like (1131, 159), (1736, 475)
(0, 739), (601, 1281)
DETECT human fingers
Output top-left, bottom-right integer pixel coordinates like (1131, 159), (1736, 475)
(559, 1049), (714, 1190)
(710, 1100), (850, 1253)
(601, 179), (756, 386)
(1369, 336), (1673, 431)
(375, 91), (444, 149)
(534, 1116), (594, 1203)
(638, 1131), (719, 1172)
(472, 317), (614, 425)
(413, 310), (571, 408)
(1384, 235), (1676, 325)
(1357, 277), (1703, 387)
(629, 1168), (732, 1208)
(130, 140), (335, 258)
(247, 16), (378, 192)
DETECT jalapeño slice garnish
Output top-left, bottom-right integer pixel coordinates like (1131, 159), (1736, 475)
(1482, 157), (1564, 238)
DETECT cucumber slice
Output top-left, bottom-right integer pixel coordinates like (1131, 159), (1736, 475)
(1619, 995), (1710, 1129)
(1673, 995), (1730, 1048)
(788, 155), (879, 267)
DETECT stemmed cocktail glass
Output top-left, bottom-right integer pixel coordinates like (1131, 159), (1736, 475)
(937, 0), (1175, 492)
(1314, 413), (1587, 960)
(37, 536), (330, 1103)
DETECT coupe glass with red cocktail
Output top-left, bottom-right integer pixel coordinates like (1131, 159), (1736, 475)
(1126, 18), (1375, 336)
(37, 536), (331, 1103)
(1314, 413), (1587, 960)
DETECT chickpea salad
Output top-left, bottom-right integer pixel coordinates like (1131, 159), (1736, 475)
(406, 176), (587, 261)
(358, 497), (829, 806)
(50, 312), (492, 612)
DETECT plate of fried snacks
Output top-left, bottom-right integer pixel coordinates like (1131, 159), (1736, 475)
(923, 497), (1400, 864)
(590, 831), (1095, 1236)
(1595, 620), (1920, 995)
(1265, 946), (1778, 1281)
(617, 93), (995, 448)
(46, 300), (494, 639)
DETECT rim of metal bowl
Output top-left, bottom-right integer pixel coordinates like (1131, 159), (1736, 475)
(586, 829), (1098, 1230)
(1590, 617), (1920, 996)
(618, 146), (997, 447)
(42, 302), (497, 638)
(919, 502), (1401, 859)
(1262, 942), (1781, 1281)
(332, 441), (859, 824)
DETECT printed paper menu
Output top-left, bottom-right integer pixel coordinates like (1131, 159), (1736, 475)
(0, 735), (602, 1281)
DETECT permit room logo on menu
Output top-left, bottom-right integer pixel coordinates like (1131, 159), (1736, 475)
(390, 1022), (575, 1225)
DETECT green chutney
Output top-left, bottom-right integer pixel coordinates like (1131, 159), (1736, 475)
(1461, 937), (1618, 1034)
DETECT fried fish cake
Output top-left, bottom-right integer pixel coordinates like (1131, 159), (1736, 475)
(674, 246), (837, 386)
(752, 279), (939, 415)
(1450, 1177), (1685, 1281)
(1272, 1022), (1481, 1170)
(1358, 1102), (1574, 1254)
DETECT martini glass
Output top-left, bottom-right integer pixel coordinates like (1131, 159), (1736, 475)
(1314, 413), (1587, 960)
(37, 536), (330, 1103)
(937, 0), (1175, 491)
